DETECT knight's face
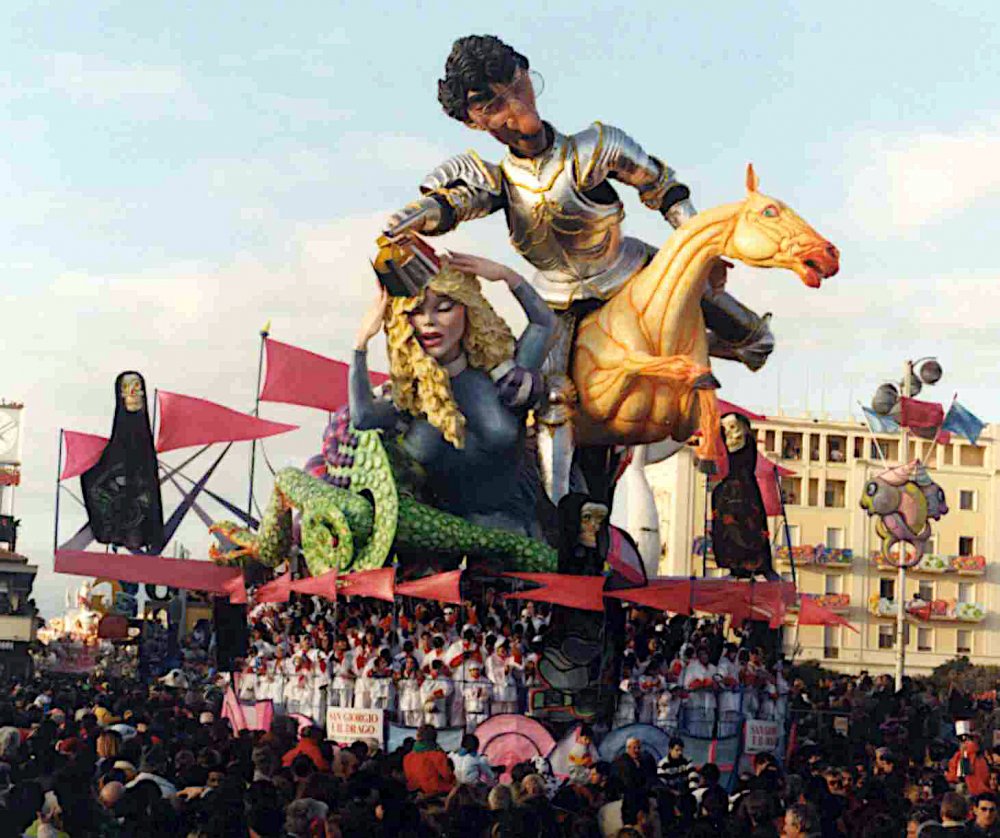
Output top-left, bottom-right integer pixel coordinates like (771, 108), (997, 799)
(465, 68), (545, 155)
(120, 374), (145, 412)
(726, 167), (839, 288)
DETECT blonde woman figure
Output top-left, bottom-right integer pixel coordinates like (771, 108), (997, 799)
(352, 246), (555, 536)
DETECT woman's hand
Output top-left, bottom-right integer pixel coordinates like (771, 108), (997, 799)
(445, 250), (523, 288)
(355, 287), (390, 350)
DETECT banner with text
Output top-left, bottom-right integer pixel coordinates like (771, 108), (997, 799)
(326, 707), (385, 747)
(744, 719), (780, 754)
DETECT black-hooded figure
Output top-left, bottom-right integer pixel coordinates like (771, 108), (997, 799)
(710, 412), (777, 580)
(81, 371), (164, 552)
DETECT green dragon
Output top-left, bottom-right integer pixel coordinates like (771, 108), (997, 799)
(210, 411), (557, 576)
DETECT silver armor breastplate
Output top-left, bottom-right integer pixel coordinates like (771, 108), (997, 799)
(501, 130), (648, 309)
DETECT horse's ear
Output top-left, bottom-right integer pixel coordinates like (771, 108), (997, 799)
(745, 163), (759, 194)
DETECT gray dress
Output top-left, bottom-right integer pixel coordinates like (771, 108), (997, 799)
(350, 282), (555, 536)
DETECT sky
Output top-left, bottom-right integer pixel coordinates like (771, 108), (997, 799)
(3, 0), (1000, 618)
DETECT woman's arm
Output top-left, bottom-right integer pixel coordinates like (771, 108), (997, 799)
(350, 289), (401, 431)
(444, 250), (556, 371)
(509, 280), (556, 370)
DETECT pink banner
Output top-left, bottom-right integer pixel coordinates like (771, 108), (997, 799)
(55, 549), (245, 602)
(503, 572), (606, 612)
(605, 578), (694, 614)
(289, 570), (338, 600)
(155, 391), (298, 453)
(256, 571), (292, 603)
(395, 570), (462, 604)
(60, 431), (108, 480)
(339, 568), (396, 602)
(259, 338), (388, 413)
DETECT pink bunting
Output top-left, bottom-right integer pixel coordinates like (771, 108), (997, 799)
(503, 572), (607, 612)
(155, 391), (298, 453)
(395, 570), (463, 605)
(54, 549), (245, 603)
(289, 570), (338, 601)
(605, 578), (694, 614)
(799, 596), (859, 633)
(60, 431), (109, 480)
(338, 568), (396, 603)
(259, 338), (389, 413)
(255, 571), (293, 604)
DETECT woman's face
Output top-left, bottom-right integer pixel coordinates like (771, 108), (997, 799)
(409, 289), (466, 364)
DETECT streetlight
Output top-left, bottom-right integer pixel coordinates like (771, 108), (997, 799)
(869, 357), (943, 691)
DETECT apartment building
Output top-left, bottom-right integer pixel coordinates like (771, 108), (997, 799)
(646, 412), (998, 675)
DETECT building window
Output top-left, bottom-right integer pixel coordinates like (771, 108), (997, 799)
(827, 435), (847, 463)
(878, 625), (895, 649)
(781, 432), (803, 460)
(825, 527), (844, 549)
(959, 445), (985, 467)
(781, 476), (802, 506)
(942, 445), (953, 465)
(879, 579), (895, 600)
(785, 525), (801, 548)
(959, 490), (977, 511)
(824, 479), (847, 508)
(957, 630), (972, 655)
(926, 535), (938, 556)
(809, 434), (821, 462)
(917, 627), (932, 652)
(918, 580), (934, 602)
(825, 574), (842, 595)
(853, 437), (864, 459)
(824, 626), (840, 659)
(764, 430), (776, 453)
(958, 582), (974, 604)
(808, 478), (819, 507)
(959, 537), (975, 557)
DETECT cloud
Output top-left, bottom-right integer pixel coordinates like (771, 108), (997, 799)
(44, 53), (210, 118)
(845, 114), (1000, 234)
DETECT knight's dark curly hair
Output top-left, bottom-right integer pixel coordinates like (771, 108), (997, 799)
(438, 35), (529, 123)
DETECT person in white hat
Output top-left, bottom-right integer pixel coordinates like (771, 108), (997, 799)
(486, 638), (520, 715)
(420, 660), (453, 728)
(462, 660), (492, 732)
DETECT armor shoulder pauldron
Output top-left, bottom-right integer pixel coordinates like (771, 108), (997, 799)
(420, 151), (503, 197)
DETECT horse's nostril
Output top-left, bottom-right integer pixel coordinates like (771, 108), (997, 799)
(827, 245), (839, 260)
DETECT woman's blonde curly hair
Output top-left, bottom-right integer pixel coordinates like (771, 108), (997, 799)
(384, 263), (515, 448)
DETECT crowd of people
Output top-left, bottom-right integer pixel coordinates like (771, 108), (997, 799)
(7, 591), (1000, 836)
(233, 594), (791, 740)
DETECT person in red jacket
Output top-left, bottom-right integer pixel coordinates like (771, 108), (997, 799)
(946, 731), (991, 796)
(281, 726), (330, 773)
(403, 724), (456, 796)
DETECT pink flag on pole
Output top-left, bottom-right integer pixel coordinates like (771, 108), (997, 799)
(155, 391), (298, 453)
(289, 570), (338, 601)
(256, 571), (293, 603)
(799, 596), (859, 633)
(338, 568), (396, 602)
(60, 431), (108, 480)
(259, 339), (389, 412)
(503, 572), (606, 612)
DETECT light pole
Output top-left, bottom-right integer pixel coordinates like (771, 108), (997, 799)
(871, 357), (942, 692)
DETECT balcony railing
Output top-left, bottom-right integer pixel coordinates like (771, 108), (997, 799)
(798, 593), (851, 613)
(692, 540), (853, 570)
(867, 595), (985, 623)
(871, 552), (986, 575)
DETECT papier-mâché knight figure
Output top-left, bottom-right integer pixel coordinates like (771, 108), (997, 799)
(383, 34), (774, 502)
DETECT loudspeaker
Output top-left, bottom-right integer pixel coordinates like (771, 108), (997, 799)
(213, 597), (248, 672)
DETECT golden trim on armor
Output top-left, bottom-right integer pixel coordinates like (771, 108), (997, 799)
(502, 144), (568, 194)
(577, 120), (604, 189)
(466, 149), (500, 193)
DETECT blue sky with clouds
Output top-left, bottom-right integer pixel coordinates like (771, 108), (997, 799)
(3, 0), (1000, 615)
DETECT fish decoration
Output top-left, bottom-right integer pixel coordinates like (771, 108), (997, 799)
(860, 460), (948, 568)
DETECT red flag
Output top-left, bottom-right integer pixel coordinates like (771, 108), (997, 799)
(61, 431), (109, 480)
(798, 596), (859, 633)
(289, 570), (338, 601)
(256, 571), (292, 603)
(155, 391), (298, 453)
(259, 339), (388, 413)
(503, 572), (606, 612)
(899, 397), (944, 431)
(604, 577), (693, 614)
(755, 454), (792, 516)
(339, 567), (396, 602)
(395, 570), (463, 604)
